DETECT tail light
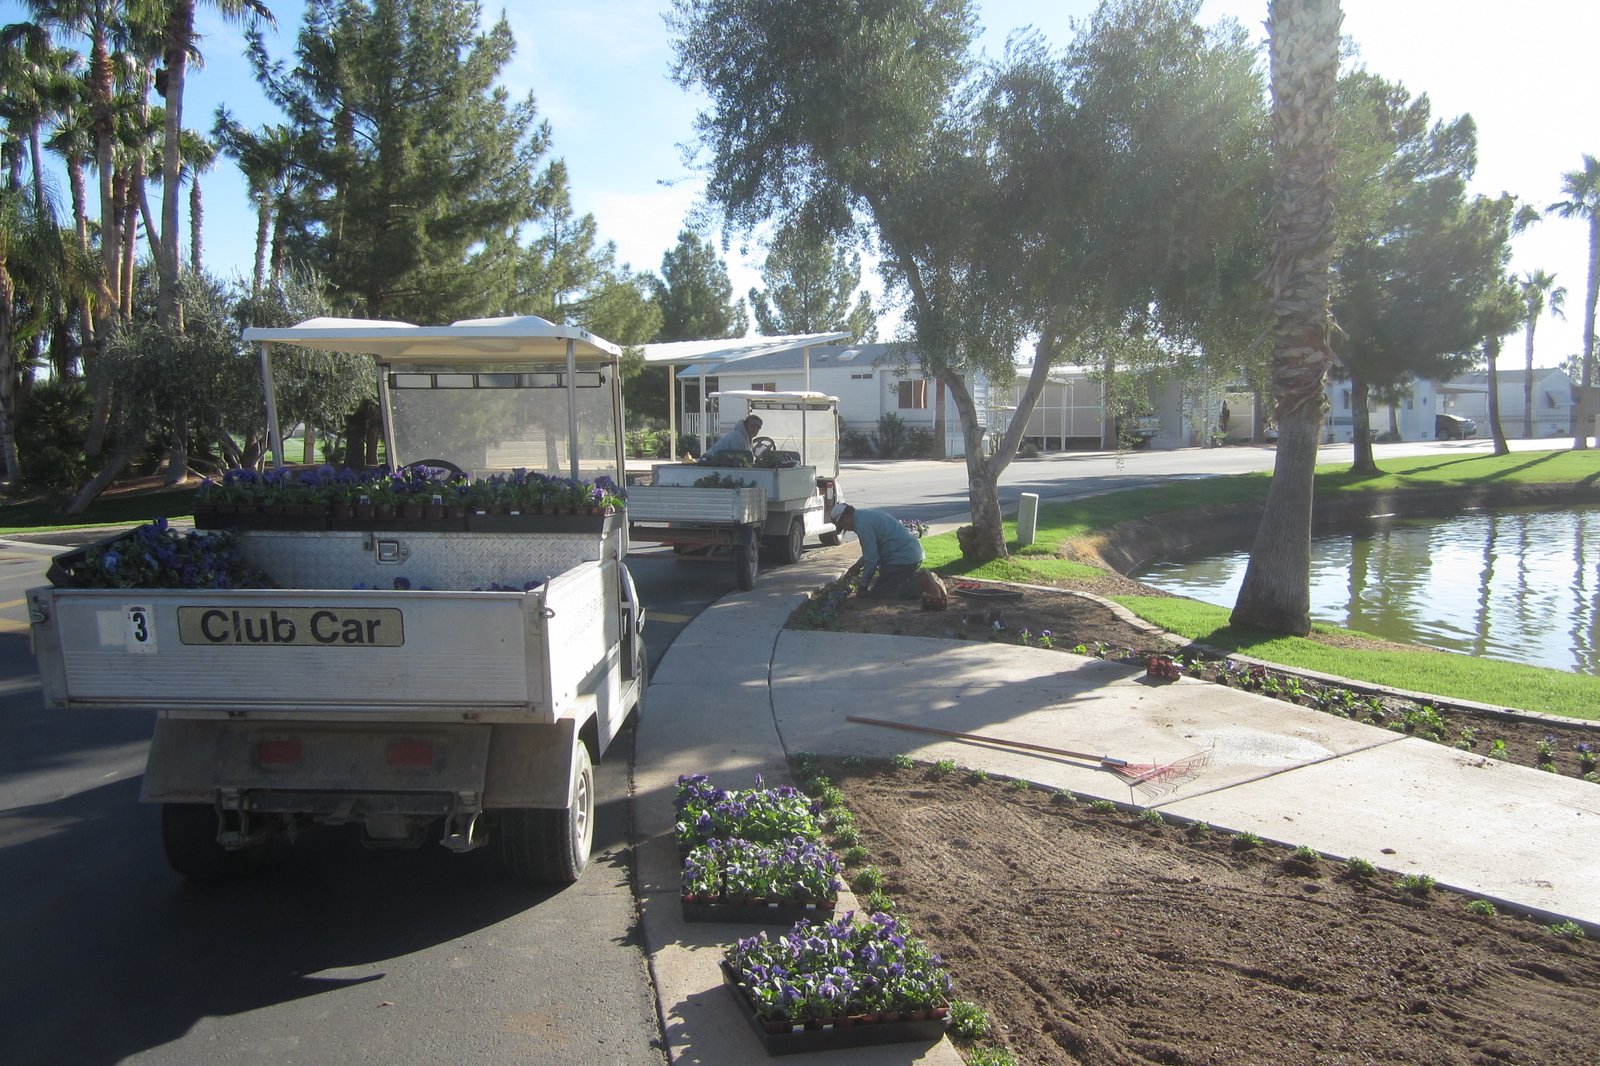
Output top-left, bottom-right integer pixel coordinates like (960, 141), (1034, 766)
(386, 740), (435, 769)
(256, 738), (303, 767)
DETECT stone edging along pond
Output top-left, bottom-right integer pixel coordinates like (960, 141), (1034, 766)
(1085, 480), (1600, 576)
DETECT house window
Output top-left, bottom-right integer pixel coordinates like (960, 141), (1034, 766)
(750, 382), (776, 392)
(850, 373), (872, 380)
(897, 379), (929, 410)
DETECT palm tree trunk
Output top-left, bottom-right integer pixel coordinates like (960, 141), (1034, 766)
(1349, 376), (1376, 473)
(158, 0), (196, 328)
(253, 198), (271, 293)
(1523, 318), (1536, 438)
(1486, 336), (1509, 456)
(1231, 0), (1342, 636)
(190, 177), (203, 272)
(1577, 213), (1599, 450)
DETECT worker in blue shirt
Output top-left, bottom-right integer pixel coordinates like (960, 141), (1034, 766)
(831, 503), (945, 606)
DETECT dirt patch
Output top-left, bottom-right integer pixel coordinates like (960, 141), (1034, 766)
(788, 577), (1600, 781)
(825, 758), (1600, 1066)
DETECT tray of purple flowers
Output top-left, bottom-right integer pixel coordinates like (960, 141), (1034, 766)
(721, 912), (951, 1056)
(682, 837), (841, 924)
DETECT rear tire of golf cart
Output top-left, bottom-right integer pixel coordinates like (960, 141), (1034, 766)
(497, 742), (594, 884)
(162, 803), (269, 881)
(765, 518), (805, 565)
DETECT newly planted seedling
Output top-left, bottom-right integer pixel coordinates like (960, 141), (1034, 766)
(1395, 873), (1436, 896)
(949, 999), (991, 1039)
(1290, 845), (1320, 864)
(968, 767), (989, 783)
(968, 1047), (1019, 1066)
(892, 752), (916, 771)
(864, 888), (895, 913)
(1088, 799), (1117, 813)
(1466, 899), (1498, 917)
(1005, 777), (1030, 792)
(852, 864), (884, 892)
(1344, 856), (1378, 878)
(1546, 920), (1585, 940)
(1139, 809), (1164, 827)
(932, 758), (958, 778)
(841, 844), (869, 866)
(1231, 830), (1263, 851)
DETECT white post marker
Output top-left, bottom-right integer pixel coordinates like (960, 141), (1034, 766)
(1017, 492), (1039, 548)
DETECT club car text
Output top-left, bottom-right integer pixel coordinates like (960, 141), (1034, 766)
(177, 606), (404, 647)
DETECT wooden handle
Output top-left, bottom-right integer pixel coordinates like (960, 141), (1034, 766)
(845, 715), (1114, 766)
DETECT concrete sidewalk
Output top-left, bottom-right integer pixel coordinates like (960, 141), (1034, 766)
(634, 548), (1600, 1064)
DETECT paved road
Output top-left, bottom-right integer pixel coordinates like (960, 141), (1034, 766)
(834, 436), (1544, 526)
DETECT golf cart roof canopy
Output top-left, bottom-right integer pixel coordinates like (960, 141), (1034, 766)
(241, 315), (622, 365)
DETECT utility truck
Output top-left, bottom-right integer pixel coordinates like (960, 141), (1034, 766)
(625, 391), (843, 590)
(28, 316), (646, 883)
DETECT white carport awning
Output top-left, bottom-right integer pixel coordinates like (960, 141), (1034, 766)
(639, 332), (853, 453)
(640, 331), (852, 367)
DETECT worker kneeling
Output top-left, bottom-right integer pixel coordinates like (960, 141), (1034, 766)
(832, 503), (948, 610)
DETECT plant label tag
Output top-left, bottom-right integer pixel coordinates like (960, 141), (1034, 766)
(125, 605), (156, 654)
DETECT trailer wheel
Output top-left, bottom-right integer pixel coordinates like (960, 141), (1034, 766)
(161, 803), (268, 881)
(498, 742), (594, 884)
(765, 518), (805, 566)
(733, 539), (758, 590)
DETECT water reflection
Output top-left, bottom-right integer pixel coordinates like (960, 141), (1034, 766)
(1138, 505), (1600, 675)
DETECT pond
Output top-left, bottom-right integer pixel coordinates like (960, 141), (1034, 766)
(1137, 505), (1600, 676)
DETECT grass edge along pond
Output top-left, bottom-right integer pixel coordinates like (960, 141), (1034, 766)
(921, 449), (1600, 722)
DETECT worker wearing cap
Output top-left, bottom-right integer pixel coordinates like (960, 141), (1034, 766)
(703, 414), (763, 460)
(830, 503), (928, 599)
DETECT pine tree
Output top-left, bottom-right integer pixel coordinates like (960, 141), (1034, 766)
(247, 0), (554, 321)
(650, 229), (748, 341)
(748, 224), (877, 340)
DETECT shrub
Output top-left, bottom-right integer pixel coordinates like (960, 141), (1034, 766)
(14, 379), (94, 490)
(872, 412), (910, 458)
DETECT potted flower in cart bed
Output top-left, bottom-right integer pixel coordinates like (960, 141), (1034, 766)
(681, 835), (842, 922)
(722, 911), (953, 1052)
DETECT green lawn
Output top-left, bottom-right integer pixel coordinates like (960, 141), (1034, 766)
(920, 449), (1600, 720)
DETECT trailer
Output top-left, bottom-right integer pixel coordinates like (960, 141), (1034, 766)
(28, 316), (646, 884)
(625, 391), (843, 590)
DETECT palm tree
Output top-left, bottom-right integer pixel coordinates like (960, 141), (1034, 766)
(213, 112), (294, 293)
(0, 183), (67, 479)
(1519, 270), (1566, 438)
(1231, 0), (1343, 635)
(179, 127), (215, 272)
(156, 0), (273, 325)
(1548, 154), (1600, 449)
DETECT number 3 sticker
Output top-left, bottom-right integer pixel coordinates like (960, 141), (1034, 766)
(125, 605), (156, 654)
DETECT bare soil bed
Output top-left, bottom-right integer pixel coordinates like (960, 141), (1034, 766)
(825, 758), (1600, 1065)
(789, 576), (1600, 781)
(790, 576), (1600, 1062)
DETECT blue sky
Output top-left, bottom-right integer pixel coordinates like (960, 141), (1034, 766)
(16, 0), (1599, 365)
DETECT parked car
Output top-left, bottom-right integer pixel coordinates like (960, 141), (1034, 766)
(1435, 413), (1477, 439)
